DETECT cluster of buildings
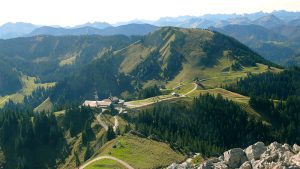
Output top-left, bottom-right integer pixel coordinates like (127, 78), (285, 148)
(82, 95), (125, 109)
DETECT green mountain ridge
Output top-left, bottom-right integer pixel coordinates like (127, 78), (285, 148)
(49, 27), (278, 105)
(0, 27), (279, 107)
(0, 35), (138, 82)
(1, 27), (299, 169)
(212, 24), (300, 66)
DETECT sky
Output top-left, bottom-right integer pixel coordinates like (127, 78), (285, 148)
(0, 0), (299, 26)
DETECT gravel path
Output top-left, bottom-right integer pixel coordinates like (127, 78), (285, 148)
(79, 155), (134, 169)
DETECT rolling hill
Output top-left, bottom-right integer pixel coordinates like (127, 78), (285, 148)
(0, 26), (280, 107)
(0, 35), (138, 82)
(0, 26), (299, 169)
(113, 27), (277, 85)
(49, 27), (279, 105)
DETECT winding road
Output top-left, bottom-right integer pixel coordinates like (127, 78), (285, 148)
(125, 83), (198, 109)
(81, 84), (198, 169)
(78, 155), (134, 169)
(182, 83), (198, 97)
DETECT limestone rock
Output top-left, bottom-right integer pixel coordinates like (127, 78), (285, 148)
(168, 162), (193, 169)
(168, 142), (300, 169)
(245, 142), (267, 160)
(198, 162), (213, 169)
(224, 148), (247, 168)
(291, 152), (300, 166)
(213, 162), (228, 169)
(293, 144), (300, 154)
(239, 161), (252, 169)
(268, 142), (282, 151)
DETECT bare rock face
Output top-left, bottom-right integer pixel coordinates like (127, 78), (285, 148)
(239, 161), (252, 169)
(293, 144), (300, 154)
(224, 148), (247, 169)
(291, 152), (300, 166)
(168, 142), (300, 169)
(245, 142), (267, 161)
(168, 162), (193, 169)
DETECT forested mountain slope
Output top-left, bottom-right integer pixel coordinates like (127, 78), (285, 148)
(0, 35), (138, 82)
(49, 27), (279, 105)
(0, 27), (280, 108)
(0, 61), (21, 95)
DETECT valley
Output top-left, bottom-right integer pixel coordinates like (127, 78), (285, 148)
(0, 25), (299, 169)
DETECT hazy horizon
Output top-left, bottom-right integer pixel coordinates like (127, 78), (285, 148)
(0, 0), (299, 27)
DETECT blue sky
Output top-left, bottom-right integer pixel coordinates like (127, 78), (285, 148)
(0, 0), (299, 26)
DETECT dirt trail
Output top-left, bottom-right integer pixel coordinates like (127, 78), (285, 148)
(125, 83), (198, 109)
(182, 83), (198, 96)
(79, 155), (134, 169)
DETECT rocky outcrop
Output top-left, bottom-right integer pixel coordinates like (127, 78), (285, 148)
(224, 148), (248, 168)
(245, 142), (267, 161)
(167, 142), (300, 169)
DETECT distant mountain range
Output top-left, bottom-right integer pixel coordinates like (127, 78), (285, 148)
(0, 22), (39, 39)
(1, 10), (300, 39)
(28, 24), (158, 37)
(0, 10), (300, 66)
(211, 23), (300, 66)
(142, 10), (300, 28)
(0, 23), (157, 39)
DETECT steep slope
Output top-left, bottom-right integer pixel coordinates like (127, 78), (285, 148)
(93, 134), (184, 169)
(0, 61), (22, 95)
(212, 24), (300, 64)
(114, 27), (277, 87)
(0, 35), (137, 82)
(1, 27), (279, 107)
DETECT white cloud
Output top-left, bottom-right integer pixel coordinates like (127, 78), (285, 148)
(0, 0), (299, 26)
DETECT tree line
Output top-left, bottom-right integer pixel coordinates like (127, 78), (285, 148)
(225, 68), (300, 100)
(127, 94), (270, 156)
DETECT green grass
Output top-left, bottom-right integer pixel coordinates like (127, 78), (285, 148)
(34, 97), (54, 113)
(97, 134), (185, 169)
(85, 159), (126, 169)
(188, 88), (250, 104)
(0, 75), (55, 108)
(117, 42), (154, 74)
(59, 52), (79, 66)
(54, 110), (66, 117)
(126, 95), (175, 107)
(58, 117), (107, 169)
(173, 83), (196, 95)
(167, 58), (282, 88)
(185, 87), (271, 124)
